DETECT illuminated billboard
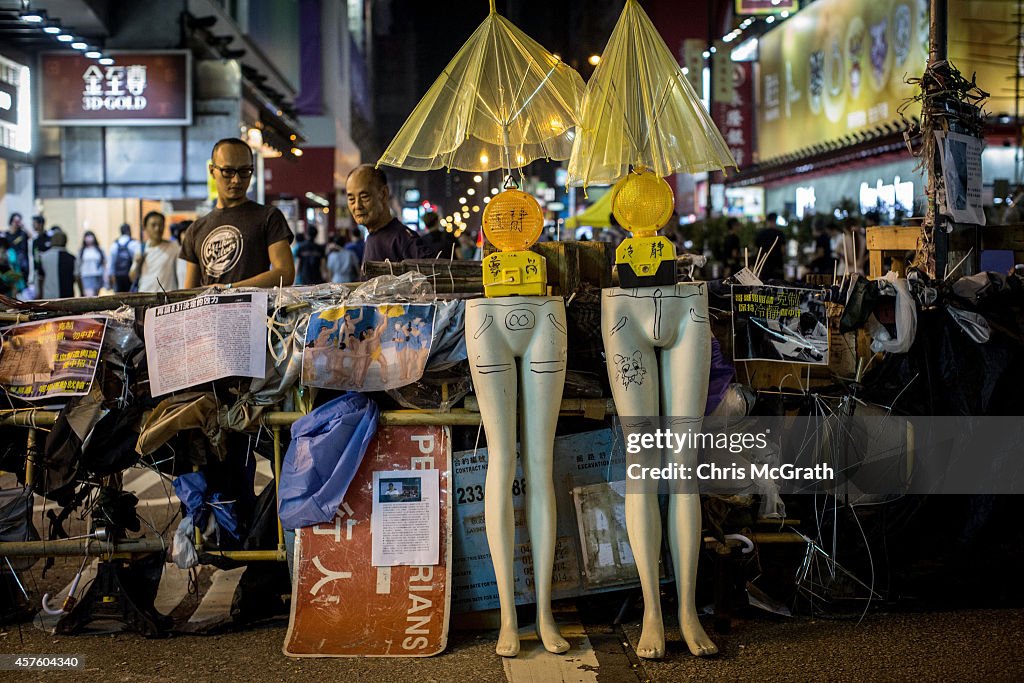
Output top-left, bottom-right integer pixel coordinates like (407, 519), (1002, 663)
(0, 55), (31, 156)
(947, 1), (1020, 117)
(758, 0), (1023, 161)
(41, 51), (192, 126)
(758, 0), (928, 161)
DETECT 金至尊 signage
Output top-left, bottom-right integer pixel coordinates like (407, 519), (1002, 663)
(40, 51), (191, 126)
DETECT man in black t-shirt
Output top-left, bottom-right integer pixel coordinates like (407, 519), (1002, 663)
(346, 165), (430, 268)
(293, 227), (326, 285)
(182, 138), (295, 288)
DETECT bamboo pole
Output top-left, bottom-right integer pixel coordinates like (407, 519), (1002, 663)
(0, 538), (166, 557)
(273, 426), (285, 554)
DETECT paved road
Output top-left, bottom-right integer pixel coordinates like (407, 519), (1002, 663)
(3, 605), (1023, 682)
(5, 468), (1024, 681)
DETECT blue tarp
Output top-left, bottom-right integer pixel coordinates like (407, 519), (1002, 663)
(172, 471), (240, 540)
(278, 392), (380, 530)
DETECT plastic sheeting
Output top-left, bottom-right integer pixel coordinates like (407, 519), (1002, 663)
(567, 0), (735, 186)
(172, 471), (239, 542)
(946, 305), (991, 344)
(708, 384), (784, 519)
(377, 2), (585, 173)
(706, 336), (735, 415)
(865, 276), (918, 354)
(278, 392), (380, 530)
(171, 516), (199, 569)
(0, 486), (37, 571)
(951, 271), (1008, 304)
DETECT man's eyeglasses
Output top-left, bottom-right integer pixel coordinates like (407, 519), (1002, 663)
(211, 165), (255, 179)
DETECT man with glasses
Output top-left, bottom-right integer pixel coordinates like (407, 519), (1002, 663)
(181, 138), (295, 289)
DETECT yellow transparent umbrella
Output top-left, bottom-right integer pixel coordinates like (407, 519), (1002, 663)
(377, 0), (585, 174)
(568, 0), (737, 187)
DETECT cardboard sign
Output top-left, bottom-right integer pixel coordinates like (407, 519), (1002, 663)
(451, 428), (639, 612)
(284, 426), (452, 657)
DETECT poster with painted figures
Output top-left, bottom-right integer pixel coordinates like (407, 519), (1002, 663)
(731, 285), (829, 364)
(302, 304), (436, 391)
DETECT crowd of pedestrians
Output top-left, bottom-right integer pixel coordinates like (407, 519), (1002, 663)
(0, 211), (194, 299)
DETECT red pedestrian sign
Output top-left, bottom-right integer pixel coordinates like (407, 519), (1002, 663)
(284, 426), (452, 657)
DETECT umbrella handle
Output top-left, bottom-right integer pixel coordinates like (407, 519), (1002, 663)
(40, 561), (85, 615)
(724, 533), (755, 554)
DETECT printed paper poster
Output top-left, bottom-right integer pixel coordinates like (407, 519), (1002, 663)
(371, 469), (440, 567)
(143, 292), (268, 396)
(0, 315), (107, 400)
(732, 285), (829, 364)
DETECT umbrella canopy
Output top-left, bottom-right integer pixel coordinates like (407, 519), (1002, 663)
(568, 0), (737, 187)
(377, 0), (585, 173)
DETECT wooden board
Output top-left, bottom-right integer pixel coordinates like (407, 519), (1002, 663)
(283, 426), (452, 657)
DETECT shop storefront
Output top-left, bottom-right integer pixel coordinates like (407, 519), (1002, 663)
(0, 52), (33, 222)
(33, 48), (304, 249)
(734, 0), (1019, 221)
(766, 156), (925, 221)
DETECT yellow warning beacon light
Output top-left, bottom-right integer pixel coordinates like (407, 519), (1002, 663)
(480, 188), (547, 297)
(612, 170), (677, 287)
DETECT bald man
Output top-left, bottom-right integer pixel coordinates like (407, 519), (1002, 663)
(182, 138), (295, 289)
(346, 165), (430, 267)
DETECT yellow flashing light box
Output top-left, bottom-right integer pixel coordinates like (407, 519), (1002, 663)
(481, 188), (547, 297)
(612, 171), (677, 287)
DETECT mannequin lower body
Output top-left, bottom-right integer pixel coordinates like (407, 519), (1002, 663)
(466, 296), (569, 657)
(602, 283), (716, 658)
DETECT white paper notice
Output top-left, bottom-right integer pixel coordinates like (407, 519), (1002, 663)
(143, 292), (268, 397)
(935, 130), (986, 226)
(371, 469), (440, 567)
(732, 267), (763, 286)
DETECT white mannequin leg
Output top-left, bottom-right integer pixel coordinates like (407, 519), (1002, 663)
(520, 308), (569, 653)
(603, 298), (665, 658)
(602, 285), (716, 658)
(662, 298), (715, 656)
(466, 297), (568, 657)
(466, 303), (520, 656)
